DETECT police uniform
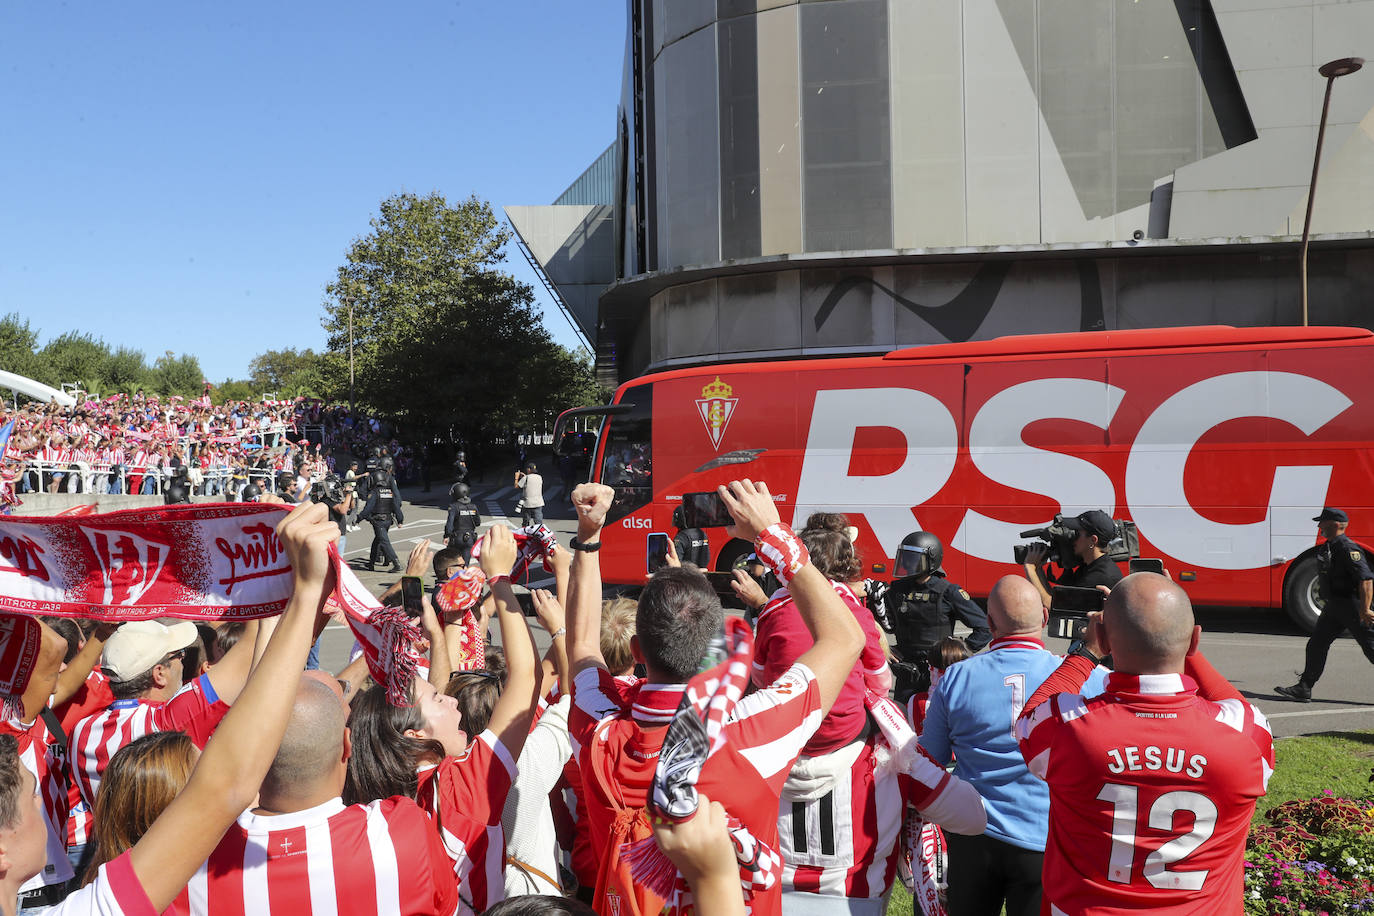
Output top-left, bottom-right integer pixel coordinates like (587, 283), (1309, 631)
(883, 572), (992, 700)
(673, 527), (710, 568)
(1292, 518), (1374, 693)
(445, 497), (482, 562)
(358, 472), (404, 571)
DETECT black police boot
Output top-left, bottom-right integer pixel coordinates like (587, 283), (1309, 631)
(1275, 682), (1312, 702)
(387, 564), (402, 573)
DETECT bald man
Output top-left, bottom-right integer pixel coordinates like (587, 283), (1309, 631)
(180, 678), (459, 915)
(919, 577), (1106, 916)
(1016, 574), (1274, 914)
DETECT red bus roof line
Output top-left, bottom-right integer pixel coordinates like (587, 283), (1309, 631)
(882, 326), (1372, 361)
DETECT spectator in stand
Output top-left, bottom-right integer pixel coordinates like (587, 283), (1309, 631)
(1017, 573), (1274, 913)
(565, 480), (869, 915)
(344, 525), (543, 914)
(919, 576), (1106, 916)
(68, 618), (258, 811)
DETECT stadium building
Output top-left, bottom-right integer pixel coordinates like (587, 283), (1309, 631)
(507, 0), (1374, 386)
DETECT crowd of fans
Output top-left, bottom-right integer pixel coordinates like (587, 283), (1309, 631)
(0, 391), (432, 504)
(0, 476), (1276, 915)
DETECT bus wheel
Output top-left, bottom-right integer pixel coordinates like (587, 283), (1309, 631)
(1282, 556), (1323, 634)
(714, 537), (755, 573)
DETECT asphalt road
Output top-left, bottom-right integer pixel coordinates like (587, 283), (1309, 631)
(318, 482), (1374, 740)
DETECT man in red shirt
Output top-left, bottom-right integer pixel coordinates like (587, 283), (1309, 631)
(1017, 573), (1274, 914)
(566, 479), (865, 916)
(69, 618), (257, 810)
(176, 677), (458, 916)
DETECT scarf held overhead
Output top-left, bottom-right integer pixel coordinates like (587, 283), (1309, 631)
(0, 503), (425, 706)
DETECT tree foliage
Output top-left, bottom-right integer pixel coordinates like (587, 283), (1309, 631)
(321, 191), (605, 443)
(247, 347), (338, 399)
(0, 318), (209, 399)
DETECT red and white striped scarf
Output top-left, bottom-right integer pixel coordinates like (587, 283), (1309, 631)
(0, 504), (425, 707)
(0, 614), (41, 719)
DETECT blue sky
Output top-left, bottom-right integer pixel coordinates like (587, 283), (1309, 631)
(0, 1), (623, 383)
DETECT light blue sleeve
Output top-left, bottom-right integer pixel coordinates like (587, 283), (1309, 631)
(1080, 665), (1110, 699)
(916, 676), (954, 766)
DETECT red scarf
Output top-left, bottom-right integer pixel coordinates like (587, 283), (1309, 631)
(0, 504), (425, 707)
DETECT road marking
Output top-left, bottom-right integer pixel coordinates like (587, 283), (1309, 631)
(1265, 705), (1374, 719)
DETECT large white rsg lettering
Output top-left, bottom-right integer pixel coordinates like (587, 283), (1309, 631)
(793, 371), (1349, 568)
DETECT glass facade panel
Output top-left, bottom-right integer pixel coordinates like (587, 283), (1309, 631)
(653, 24), (721, 268)
(719, 14), (761, 260)
(1039, 0), (1114, 219)
(800, 0), (891, 252)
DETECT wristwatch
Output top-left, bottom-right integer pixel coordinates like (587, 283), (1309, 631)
(1067, 639), (1106, 667)
(569, 536), (602, 552)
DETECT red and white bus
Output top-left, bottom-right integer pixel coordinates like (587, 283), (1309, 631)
(557, 325), (1374, 631)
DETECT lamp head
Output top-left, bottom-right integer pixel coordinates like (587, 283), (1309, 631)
(1319, 57), (1364, 79)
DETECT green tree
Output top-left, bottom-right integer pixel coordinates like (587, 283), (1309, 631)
(0, 313), (41, 381)
(213, 378), (257, 403)
(38, 331), (114, 394)
(151, 351), (205, 397)
(322, 192), (580, 448)
(247, 348), (336, 399)
(99, 346), (151, 394)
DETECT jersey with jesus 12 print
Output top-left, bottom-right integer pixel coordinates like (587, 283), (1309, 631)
(1019, 671), (1274, 914)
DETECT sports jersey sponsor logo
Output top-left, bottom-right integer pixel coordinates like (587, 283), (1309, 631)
(83, 528), (169, 605)
(215, 522), (291, 595)
(0, 533), (49, 581)
(695, 377), (738, 451)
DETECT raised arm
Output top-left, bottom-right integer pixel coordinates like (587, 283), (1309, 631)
(203, 619), (260, 705)
(567, 483), (615, 676)
(18, 619), (67, 724)
(127, 501), (336, 910)
(52, 622), (117, 707)
(531, 589), (570, 696)
(718, 480), (863, 718)
(479, 526), (541, 758)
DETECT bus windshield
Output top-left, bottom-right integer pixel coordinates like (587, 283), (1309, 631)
(598, 384), (653, 524)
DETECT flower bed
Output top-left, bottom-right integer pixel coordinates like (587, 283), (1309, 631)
(1245, 793), (1374, 913)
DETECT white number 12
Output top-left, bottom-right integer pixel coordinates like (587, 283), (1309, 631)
(1095, 784), (1217, 890)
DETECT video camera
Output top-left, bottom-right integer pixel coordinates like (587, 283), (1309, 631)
(1012, 514), (1138, 568)
(310, 475), (344, 506)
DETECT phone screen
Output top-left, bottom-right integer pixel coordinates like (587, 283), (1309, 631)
(682, 491), (733, 528)
(646, 533), (671, 573)
(1129, 557), (1164, 575)
(1050, 585), (1106, 614)
(400, 576), (425, 618)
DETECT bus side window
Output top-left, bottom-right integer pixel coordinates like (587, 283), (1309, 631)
(600, 388), (653, 524)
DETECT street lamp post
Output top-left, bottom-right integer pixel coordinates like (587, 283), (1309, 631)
(1300, 56), (1364, 326)
(345, 297), (355, 413)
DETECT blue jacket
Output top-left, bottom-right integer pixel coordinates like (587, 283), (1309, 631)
(918, 637), (1106, 851)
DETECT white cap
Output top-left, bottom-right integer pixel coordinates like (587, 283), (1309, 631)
(101, 620), (198, 681)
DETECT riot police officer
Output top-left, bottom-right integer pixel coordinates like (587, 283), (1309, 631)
(357, 465), (404, 572)
(1276, 507), (1374, 701)
(671, 506), (710, 568)
(878, 531), (991, 701)
(444, 482), (483, 562)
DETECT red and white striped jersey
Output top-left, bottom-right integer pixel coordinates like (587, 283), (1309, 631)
(172, 796), (460, 916)
(570, 662), (823, 916)
(68, 673), (228, 809)
(414, 730), (516, 915)
(752, 580), (891, 755)
(1018, 660), (1274, 915)
(2, 714), (75, 892)
(50, 851), (156, 916)
(53, 670), (113, 849)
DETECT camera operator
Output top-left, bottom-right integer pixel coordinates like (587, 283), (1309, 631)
(879, 530), (991, 702)
(1022, 509), (1123, 610)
